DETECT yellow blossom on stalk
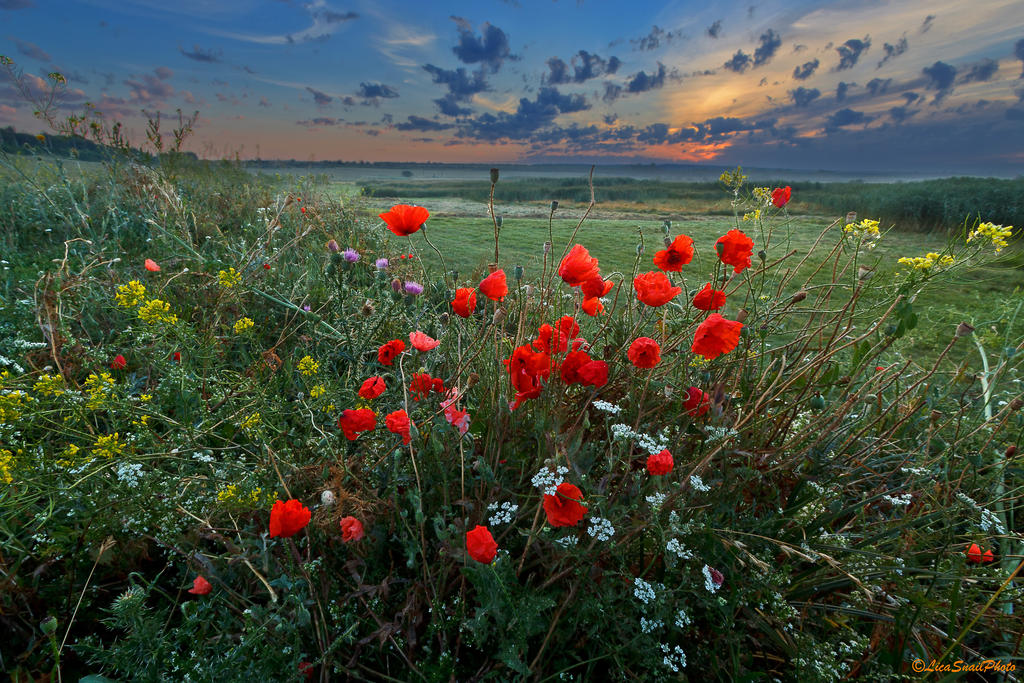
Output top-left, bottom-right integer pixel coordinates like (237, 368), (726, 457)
(138, 299), (178, 325)
(967, 222), (1013, 253)
(132, 414), (150, 427)
(0, 449), (14, 483)
(56, 444), (81, 468)
(139, 393), (152, 402)
(93, 433), (123, 458)
(897, 252), (955, 271)
(218, 267), (242, 288)
(842, 218), (881, 250)
(217, 484), (264, 506)
(689, 355), (710, 369)
(742, 209), (761, 222)
(33, 373), (65, 397)
(0, 389), (30, 423)
(752, 187), (772, 205)
(239, 412), (260, 433)
(115, 280), (147, 308)
(297, 355), (320, 376)
(84, 371), (116, 409)
(310, 384), (326, 399)
(234, 317), (254, 334)
(719, 167), (747, 190)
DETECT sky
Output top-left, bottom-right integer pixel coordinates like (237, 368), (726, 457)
(1, 0), (1024, 173)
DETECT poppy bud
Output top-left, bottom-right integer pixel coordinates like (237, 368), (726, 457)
(493, 307), (507, 324)
(858, 266), (873, 280)
(663, 236), (672, 248)
(550, 200), (559, 212)
(496, 216), (503, 228)
(662, 220), (671, 235)
(930, 410), (942, 423)
(636, 243), (644, 256)
(1006, 445), (1018, 458)
(360, 300), (375, 317)
(439, 312), (450, 325)
(391, 278), (402, 292)
(956, 322), (975, 337)
(320, 490), (335, 506)
(514, 265), (524, 281)
(543, 241), (552, 255)
(845, 212), (857, 225)
(1010, 398), (1023, 411)
(757, 249), (766, 262)
(490, 167), (499, 184)
(467, 372), (480, 388)
(791, 290), (807, 303)
(735, 308), (749, 323)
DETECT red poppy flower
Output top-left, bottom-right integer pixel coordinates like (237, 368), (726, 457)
(144, 258), (161, 272)
(187, 575), (212, 595)
(409, 330), (440, 352)
(580, 274), (613, 299)
(377, 339), (406, 366)
(301, 207), (306, 214)
(558, 244), (601, 287)
(714, 229), (754, 274)
(581, 297), (604, 316)
(543, 482), (588, 527)
(966, 543), (995, 564)
(771, 186), (792, 208)
(653, 234), (694, 272)
(298, 662), (314, 680)
(337, 408), (376, 440)
(358, 376), (386, 400)
(628, 337), (661, 369)
(684, 386), (711, 417)
(560, 350), (607, 387)
(269, 499), (311, 538)
(111, 354), (127, 370)
(479, 269), (508, 301)
(445, 405), (471, 434)
(634, 271), (682, 307)
(647, 449), (673, 475)
(340, 516), (365, 542)
(504, 344), (551, 409)
(692, 283), (727, 311)
(558, 315), (580, 340)
(691, 313), (743, 360)
(379, 204), (429, 237)
(385, 409), (413, 444)
(466, 525), (498, 563)
(263, 263), (271, 269)
(451, 288), (477, 318)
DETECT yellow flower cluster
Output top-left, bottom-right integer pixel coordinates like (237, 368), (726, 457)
(115, 280), (147, 308)
(897, 252), (955, 270)
(84, 371), (116, 409)
(310, 384), (326, 399)
(56, 443), (81, 468)
(218, 267), (242, 288)
(719, 167), (747, 190)
(967, 222), (1013, 253)
(138, 299), (178, 325)
(0, 389), (30, 423)
(297, 355), (320, 376)
(33, 373), (65, 397)
(239, 412), (261, 433)
(842, 218), (881, 250)
(93, 433), (124, 458)
(234, 317), (254, 334)
(216, 484), (265, 506)
(742, 209), (762, 222)
(752, 187), (772, 205)
(0, 449), (14, 484)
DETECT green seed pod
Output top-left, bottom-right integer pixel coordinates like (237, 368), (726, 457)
(810, 394), (826, 411)
(490, 168), (499, 184)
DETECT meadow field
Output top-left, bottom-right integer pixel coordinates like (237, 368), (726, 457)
(0, 152), (1022, 681)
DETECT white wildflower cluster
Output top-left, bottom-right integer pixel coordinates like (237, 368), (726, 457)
(980, 508), (1006, 534)
(793, 634), (868, 683)
(553, 535), (578, 548)
(531, 465), (568, 496)
(660, 644), (687, 672)
(790, 411), (813, 433)
(640, 617), (663, 634)
(610, 423), (669, 456)
(882, 492), (912, 507)
(586, 517), (615, 542)
(665, 538), (694, 559)
(592, 400), (621, 414)
(689, 475), (711, 492)
(703, 425), (737, 444)
(702, 565), (722, 593)
(0, 356), (25, 373)
(674, 608), (692, 629)
(645, 493), (666, 509)
(793, 499), (826, 525)
(6, 339), (47, 351)
(115, 462), (144, 488)
(487, 501), (519, 526)
(900, 466), (930, 476)
(633, 577), (656, 604)
(192, 451), (215, 463)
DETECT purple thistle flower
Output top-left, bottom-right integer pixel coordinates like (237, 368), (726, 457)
(403, 281), (424, 295)
(302, 304), (312, 312)
(343, 248), (360, 263)
(375, 257), (389, 269)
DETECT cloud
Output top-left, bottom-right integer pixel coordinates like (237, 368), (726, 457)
(423, 64), (488, 116)
(792, 59), (819, 81)
(961, 59), (999, 84)
(877, 35), (907, 68)
(456, 86), (588, 141)
(626, 62), (666, 93)
(450, 16), (516, 72)
(0, 0), (33, 9)
(836, 81), (852, 101)
(902, 92), (920, 104)
(395, 115), (453, 131)
(306, 86), (333, 106)
(835, 37), (871, 71)
(922, 60), (956, 102)
(706, 20), (722, 39)
(790, 86), (820, 107)
(866, 77), (891, 95)
(11, 38), (50, 61)
(603, 113), (617, 124)
(321, 10), (358, 24)
(1015, 39), (1024, 78)
(545, 57), (570, 84)
(210, 6), (358, 45)
(180, 45), (222, 63)
(920, 15), (935, 33)
(888, 106), (914, 122)
(631, 25), (684, 51)
(297, 117), (340, 126)
(753, 29), (781, 67)
(357, 82), (398, 99)
(545, 50), (620, 84)
(123, 69), (175, 105)
(824, 107), (871, 132)
(602, 82), (622, 102)
(259, 96), (271, 107)
(723, 50), (752, 73)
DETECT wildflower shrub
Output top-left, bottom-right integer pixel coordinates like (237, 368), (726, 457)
(0, 153), (1021, 682)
